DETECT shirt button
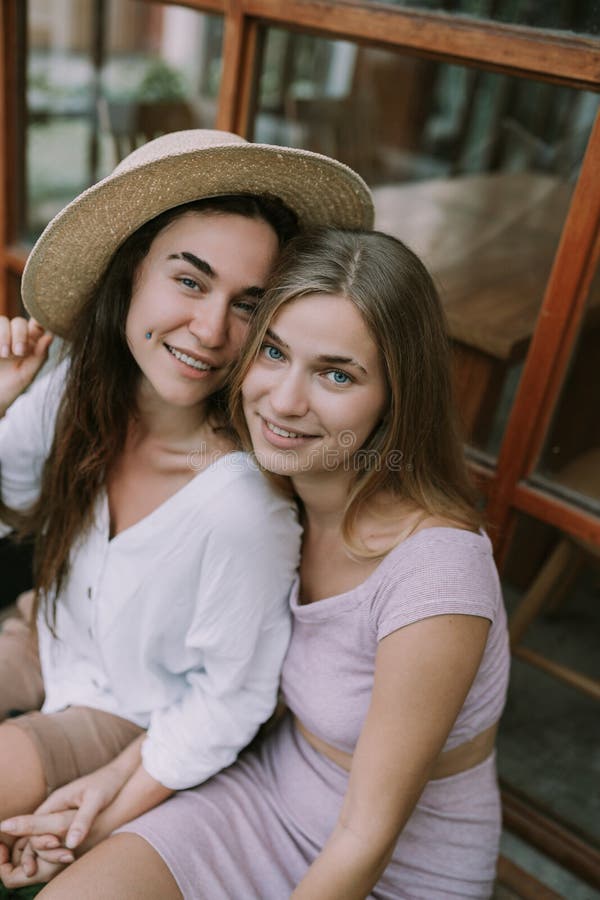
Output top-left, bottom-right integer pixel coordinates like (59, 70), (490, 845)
(87, 587), (92, 599)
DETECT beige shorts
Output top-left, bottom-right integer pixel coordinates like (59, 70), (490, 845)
(1, 592), (145, 794)
(11, 706), (145, 795)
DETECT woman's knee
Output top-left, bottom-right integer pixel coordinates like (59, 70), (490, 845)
(0, 721), (46, 825)
(0, 599), (44, 721)
(38, 833), (183, 900)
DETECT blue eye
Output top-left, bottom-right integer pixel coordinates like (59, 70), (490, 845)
(262, 344), (284, 361)
(178, 276), (199, 291)
(234, 300), (258, 316)
(326, 370), (352, 385)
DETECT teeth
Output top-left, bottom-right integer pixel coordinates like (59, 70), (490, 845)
(266, 421), (304, 439)
(166, 345), (211, 371)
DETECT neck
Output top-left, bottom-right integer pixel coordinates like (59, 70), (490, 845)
(133, 383), (211, 448)
(291, 468), (353, 532)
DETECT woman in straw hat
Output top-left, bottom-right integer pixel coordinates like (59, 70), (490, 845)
(0, 130), (373, 886)
(10, 229), (508, 898)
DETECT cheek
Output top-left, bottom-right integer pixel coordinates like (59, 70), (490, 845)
(124, 306), (140, 348)
(228, 319), (252, 357)
(242, 364), (276, 410)
(241, 368), (262, 407)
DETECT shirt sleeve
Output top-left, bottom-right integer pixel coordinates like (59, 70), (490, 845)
(141, 484), (301, 790)
(0, 360), (67, 536)
(369, 532), (500, 643)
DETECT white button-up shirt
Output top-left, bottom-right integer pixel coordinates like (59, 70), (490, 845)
(0, 363), (301, 789)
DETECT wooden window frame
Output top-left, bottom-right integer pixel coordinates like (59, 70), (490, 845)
(1, 0), (599, 889)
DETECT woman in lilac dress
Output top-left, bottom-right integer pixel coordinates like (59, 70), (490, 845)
(8, 228), (509, 899)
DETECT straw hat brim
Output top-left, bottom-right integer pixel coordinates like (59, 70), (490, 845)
(22, 141), (374, 337)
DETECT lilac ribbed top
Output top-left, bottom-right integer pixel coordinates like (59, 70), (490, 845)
(281, 527), (510, 753)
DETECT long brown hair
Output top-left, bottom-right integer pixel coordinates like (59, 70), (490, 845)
(230, 227), (481, 552)
(3, 194), (298, 627)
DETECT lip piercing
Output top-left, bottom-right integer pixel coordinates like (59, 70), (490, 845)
(145, 331), (152, 340)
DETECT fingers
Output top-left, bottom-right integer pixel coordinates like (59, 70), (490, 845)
(0, 316), (28, 357)
(36, 785), (80, 815)
(30, 834), (60, 852)
(0, 861), (41, 889)
(65, 792), (104, 848)
(19, 839), (37, 878)
(18, 837), (74, 878)
(0, 836), (73, 888)
(38, 848), (74, 864)
(0, 809), (74, 838)
(0, 315), (53, 359)
(35, 330), (54, 358)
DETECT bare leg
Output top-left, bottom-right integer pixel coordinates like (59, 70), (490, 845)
(38, 833), (183, 900)
(0, 595), (44, 722)
(0, 722), (46, 845)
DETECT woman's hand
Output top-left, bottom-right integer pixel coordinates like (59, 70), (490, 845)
(0, 316), (53, 416)
(0, 836), (73, 888)
(0, 762), (127, 852)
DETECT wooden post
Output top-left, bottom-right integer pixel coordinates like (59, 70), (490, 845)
(486, 110), (600, 560)
(216, 0), (261, 137)
(0, 0), (24, 317)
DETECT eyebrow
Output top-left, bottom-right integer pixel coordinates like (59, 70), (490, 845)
(266, 328), (368, 375)
(169, 252), (266, 299)
(169, 252), (215, 278)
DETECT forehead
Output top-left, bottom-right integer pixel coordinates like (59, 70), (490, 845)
(145, 210), (279, 279)
(271, 292), (377, 358)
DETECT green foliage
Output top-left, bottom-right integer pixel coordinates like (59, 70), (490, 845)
(137, 59), (187, 102)
(0, 885), (44, 899)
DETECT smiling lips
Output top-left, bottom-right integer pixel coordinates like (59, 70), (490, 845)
(262, 416), (319, 444)
(164, 342), (216, 372)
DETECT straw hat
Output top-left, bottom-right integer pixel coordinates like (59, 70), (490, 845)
(22, 129), (374, 337)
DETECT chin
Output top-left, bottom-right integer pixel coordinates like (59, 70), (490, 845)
(252, 448), (299, 477)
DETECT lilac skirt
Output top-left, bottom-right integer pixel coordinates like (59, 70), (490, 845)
(120, 715), (500, 899)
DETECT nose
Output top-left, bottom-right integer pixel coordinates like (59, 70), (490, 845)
(188, 299), (228, 349)
(269, 368), (309, 418)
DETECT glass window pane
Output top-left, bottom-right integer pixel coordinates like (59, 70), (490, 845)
(252, 29), (599, 457)
(529, 271), (600, 516)
(358, 1), (600, 37)
(25, 0), (224, 244)
(500, 512), (600, 846)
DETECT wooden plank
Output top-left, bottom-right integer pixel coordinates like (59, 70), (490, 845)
(243, 0), (600, 88)
(3, 245), (28, 274)
(216, 0), (260, 135)
(501, 786), (600, 889)
(0, 5), (7, 317)
(0, 1), (22, 318)
(232, 17), (262, 137)
(512, 646), (600, 702)
(486, 111), (600, 557)
(465, 457), (494, 497)
(511, 482), (600, 546)
(495, 856), (563, 900)
(152, 0), (226, 13)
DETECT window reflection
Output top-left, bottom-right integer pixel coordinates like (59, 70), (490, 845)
(531, 290), (600, 516)
(25, 0), (224, 243)
(253, 30), (599, 456)
(358, 0), (600, 37)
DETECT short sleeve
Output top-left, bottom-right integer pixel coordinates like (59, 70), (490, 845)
(369, 532), (500, 643)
